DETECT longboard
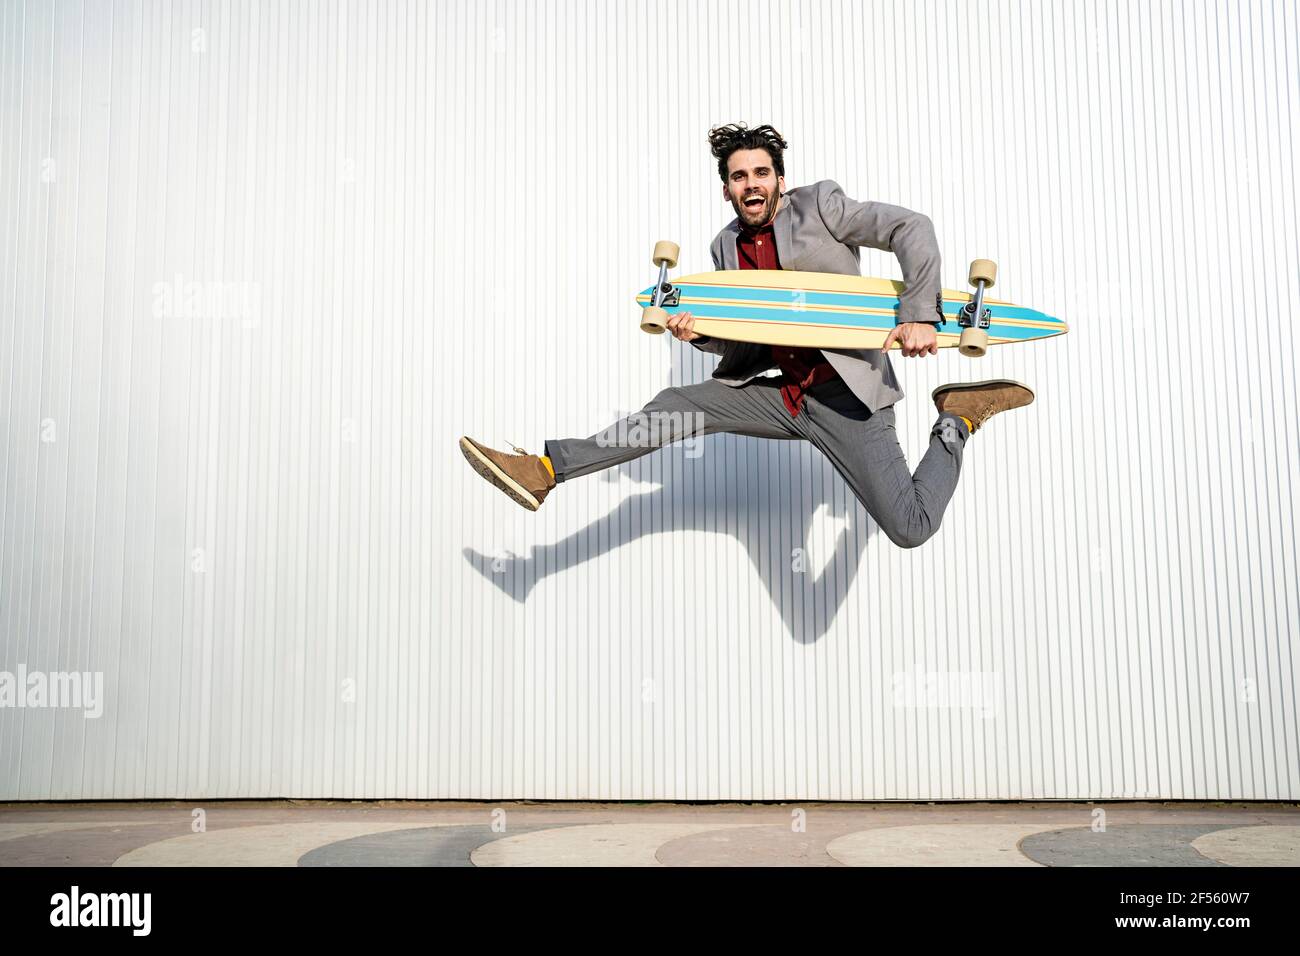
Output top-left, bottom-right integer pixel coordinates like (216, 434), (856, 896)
(635, 242), (1066, 356)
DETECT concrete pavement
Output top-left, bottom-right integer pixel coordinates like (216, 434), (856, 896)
(1, 801), (1296, 867)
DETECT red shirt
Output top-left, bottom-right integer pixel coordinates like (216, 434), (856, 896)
(735, 220), (839, 417)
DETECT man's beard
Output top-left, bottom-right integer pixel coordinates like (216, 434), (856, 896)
(736, 191), (778, 228)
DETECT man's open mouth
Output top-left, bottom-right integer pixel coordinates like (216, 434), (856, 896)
(743, 195), (765, 210)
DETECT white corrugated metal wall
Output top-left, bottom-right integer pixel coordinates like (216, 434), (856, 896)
(0, 0), (1296, 801)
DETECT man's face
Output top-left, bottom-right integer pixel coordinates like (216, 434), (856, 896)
(723, 148), (785, 228)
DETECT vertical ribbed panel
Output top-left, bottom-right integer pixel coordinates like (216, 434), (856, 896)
(0, 0), (1296, 800)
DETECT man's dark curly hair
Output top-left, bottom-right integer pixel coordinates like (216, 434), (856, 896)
(708, 123), (789, 183)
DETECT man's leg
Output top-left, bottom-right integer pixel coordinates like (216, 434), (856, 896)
(799, 379), (969, 549)
(545, 378), (801, 482)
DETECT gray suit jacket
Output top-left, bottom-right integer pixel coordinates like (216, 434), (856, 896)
(692, 179), (943, 413)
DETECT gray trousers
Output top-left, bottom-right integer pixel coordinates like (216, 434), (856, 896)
(544, 376), (970, 549)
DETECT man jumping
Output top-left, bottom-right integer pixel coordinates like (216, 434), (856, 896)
(459, 123), (1033, 549)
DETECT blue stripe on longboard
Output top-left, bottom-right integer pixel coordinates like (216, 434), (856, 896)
(637, 283), (1064, 330)
(935, 301), (1062, 326)
(637, 285), (1063, 340)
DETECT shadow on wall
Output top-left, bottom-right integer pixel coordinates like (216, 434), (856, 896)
(462, 340), (879, 642)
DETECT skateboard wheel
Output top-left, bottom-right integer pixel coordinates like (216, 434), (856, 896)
(652, 241), (680, 269)
(640, 306), (670, 334)
(968, 258), (997, 288)
(959, 327), (988, 357)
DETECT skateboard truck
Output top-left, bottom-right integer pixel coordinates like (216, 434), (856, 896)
(957, 258), (997, 357)
(652, 282), (680, 308)
(640, 241), (681, 333)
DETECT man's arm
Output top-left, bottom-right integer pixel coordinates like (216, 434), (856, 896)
(686, 241), (731, 356)
(815, 179), (944, 327)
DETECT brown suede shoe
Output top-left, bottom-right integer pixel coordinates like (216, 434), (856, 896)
(459, 436), (556, 511)
(931, 379), (1035, 434)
